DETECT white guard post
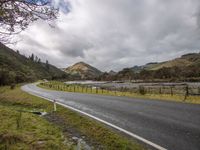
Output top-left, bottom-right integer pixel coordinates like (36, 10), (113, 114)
(53, 99), (57, 111)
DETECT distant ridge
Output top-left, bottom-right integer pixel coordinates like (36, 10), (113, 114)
(64, 62), (102, 79)
(97, 52), (200, 81)
(131, 52), (200, 72)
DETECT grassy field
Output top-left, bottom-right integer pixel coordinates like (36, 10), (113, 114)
(39, 81), (200, 104)
(0, 85), (144, 150)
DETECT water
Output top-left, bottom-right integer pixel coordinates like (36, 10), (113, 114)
(64, 81), (200, 89)
(65, 80), (107, 85)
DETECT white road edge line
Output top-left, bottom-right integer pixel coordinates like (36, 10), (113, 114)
(23, 88), (167, 150)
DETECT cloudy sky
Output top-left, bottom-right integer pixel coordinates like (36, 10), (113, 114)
(10, 0), (200, 71)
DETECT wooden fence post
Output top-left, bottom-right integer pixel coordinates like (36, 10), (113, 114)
(159, 87), (162, 94)
(184, 85), (189, 101)
(170, 86), (173, 96)
(198, 87), (200, 94)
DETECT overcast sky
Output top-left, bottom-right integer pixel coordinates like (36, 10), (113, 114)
(9, 0), (200, 71)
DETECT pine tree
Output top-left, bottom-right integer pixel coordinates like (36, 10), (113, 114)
(46, 60), (49, 70)
(30, 54), (34, 61)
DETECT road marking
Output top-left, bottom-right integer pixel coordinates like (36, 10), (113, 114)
(23, 86), (167, 150)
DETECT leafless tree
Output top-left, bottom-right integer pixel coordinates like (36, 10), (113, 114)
(0, 0), (58, 44)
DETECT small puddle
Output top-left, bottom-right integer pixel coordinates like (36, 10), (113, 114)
(68, 136), (92, 150)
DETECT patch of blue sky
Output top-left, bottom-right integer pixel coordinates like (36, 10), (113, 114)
(25, 0), (71, 14)
(25, 0), (50, 5)
(52, 0), (71, 14)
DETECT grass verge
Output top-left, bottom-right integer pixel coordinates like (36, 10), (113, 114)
(0, 87), (67, 150)
(0, 85), (144, 150)
(38, 81), (200, 104)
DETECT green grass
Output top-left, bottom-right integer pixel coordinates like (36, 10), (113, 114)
(39, 81), (200, 104)
(0, 87), (67, 150)
(0, 106), (67, 150)
(0, 85), (144, 150)
(0, 87), (68, 150)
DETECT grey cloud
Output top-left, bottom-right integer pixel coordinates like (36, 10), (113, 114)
(10, 0), (200, 71)
(55, 35), (93, 57)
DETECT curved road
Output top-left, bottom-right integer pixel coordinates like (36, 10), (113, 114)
(22, 84), (200, 150)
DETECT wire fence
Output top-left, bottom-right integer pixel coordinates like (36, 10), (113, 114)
(40, 82), (200, 101)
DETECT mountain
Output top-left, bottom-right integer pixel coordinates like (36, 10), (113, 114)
(108, 70), (117, 76)
(131, 53), (200, 72)
(0, 42), (67, 85)
(64, 62), (102, 79)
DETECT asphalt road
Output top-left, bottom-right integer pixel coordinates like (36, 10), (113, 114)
(22, 84), (200, 150)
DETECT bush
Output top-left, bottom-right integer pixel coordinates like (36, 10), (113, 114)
(10, 84), (16, 90)
(138, 85), (146, 95)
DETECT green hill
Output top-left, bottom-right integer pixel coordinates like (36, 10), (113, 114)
(131, 53), (200, 72)
(0, 43), (67, 85)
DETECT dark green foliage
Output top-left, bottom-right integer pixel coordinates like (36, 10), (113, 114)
(0, 43), (68, 85)
(10, 84), (15, 90)
(116, 68), (135, 81)
(46, 60), (49, 70)
(138, 86), (146, 95)
(97, 72), (113, 81)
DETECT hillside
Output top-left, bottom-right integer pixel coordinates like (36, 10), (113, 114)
(97, 52), (200, 81)
(64, 62), (102, 79)
(131, 53), (200, 72)
(0, 43), (67, 85)
(131, 62), (159, 73)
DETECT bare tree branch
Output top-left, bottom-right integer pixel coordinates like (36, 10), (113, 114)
(0, 0), (58, 44)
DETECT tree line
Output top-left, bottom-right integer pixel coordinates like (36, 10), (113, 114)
(0, 52), (52, 86)
(97, 65), (200, 82)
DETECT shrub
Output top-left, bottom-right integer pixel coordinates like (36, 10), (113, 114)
(10, 84), (16, 90)
(138, 85), (146, 95)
